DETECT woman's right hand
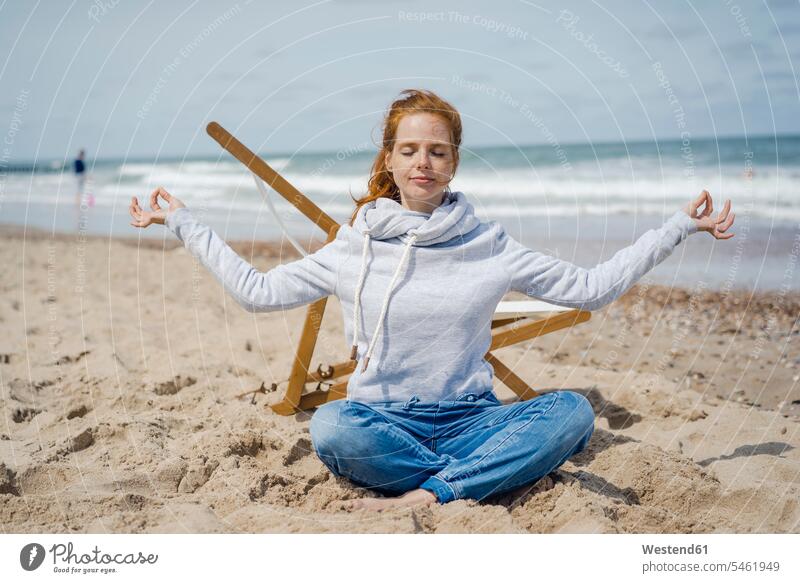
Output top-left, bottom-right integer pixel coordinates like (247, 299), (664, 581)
(129, 187), (186, 228)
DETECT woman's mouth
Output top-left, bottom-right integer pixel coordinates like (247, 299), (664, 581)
(411, 176), (434, 185)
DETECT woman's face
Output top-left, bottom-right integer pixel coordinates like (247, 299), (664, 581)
(385, 112), (456, 212)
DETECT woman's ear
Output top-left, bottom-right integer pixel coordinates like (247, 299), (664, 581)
(384, 150), (392, 172)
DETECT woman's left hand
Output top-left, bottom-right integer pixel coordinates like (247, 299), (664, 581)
(683, 190), (735, 239)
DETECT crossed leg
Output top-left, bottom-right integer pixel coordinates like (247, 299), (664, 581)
(309, 399), (451, 511)
(423, 391), (595, 502)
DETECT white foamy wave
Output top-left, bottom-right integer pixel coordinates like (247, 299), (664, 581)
(455, 169), (800, 204)
(118, 158), (290, 177)
(5, 152), (800, 229)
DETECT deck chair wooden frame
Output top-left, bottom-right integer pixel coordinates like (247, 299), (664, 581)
(206, 122), (591, 415)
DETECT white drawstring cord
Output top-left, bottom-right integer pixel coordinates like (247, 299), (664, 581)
(361, 233), (418, 373)
(350, 229), (371, 360)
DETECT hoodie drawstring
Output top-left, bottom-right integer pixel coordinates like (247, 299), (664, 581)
(350, 232), (419, 373)
(350, 229), (372, 360)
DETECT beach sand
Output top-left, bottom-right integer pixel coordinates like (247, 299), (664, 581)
(1, 225), (798, 533)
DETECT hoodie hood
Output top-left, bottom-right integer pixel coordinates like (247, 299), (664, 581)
(348, 190), (482, 373)
(353, 189), (481, 246)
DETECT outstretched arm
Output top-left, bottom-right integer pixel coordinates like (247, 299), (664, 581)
(497, 192), (734, 311)
(130, 187), (342, 313)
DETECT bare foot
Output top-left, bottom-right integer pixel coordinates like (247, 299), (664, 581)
(344, 488), (437, 512)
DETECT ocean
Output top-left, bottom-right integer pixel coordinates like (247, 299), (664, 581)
(2, 134), (798, 291)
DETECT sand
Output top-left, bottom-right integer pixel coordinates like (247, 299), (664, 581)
(1, 225), (798, 533)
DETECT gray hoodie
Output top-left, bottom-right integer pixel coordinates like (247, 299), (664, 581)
(165, 190), (697, 404)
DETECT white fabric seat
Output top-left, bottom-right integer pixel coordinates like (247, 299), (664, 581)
(492, 300), (573, 320)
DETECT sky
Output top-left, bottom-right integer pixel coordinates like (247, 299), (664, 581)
(0, 0), (798, 162)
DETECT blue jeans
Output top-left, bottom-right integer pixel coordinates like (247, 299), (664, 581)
(309, 390), (595, 504)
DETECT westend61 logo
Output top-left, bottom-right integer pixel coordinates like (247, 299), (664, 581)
(19, 542), (158, 574)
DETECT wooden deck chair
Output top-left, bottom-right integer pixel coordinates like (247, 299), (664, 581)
(206, 122), (591, 416)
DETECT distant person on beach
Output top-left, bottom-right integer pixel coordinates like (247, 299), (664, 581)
(129, 89), (735, 512)
(73, 148), (95, 220)
(74, 149), (86, 192)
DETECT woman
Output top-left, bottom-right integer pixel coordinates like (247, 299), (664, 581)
(129, 89), (735, 512)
